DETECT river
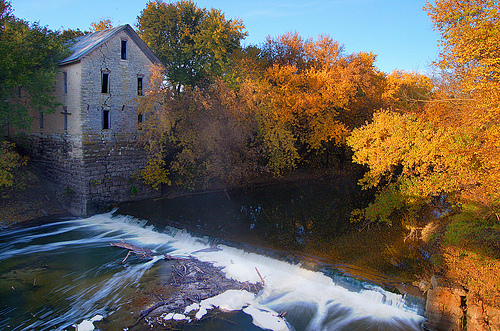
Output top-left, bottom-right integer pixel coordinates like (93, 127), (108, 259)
(0, 176), (427, 330)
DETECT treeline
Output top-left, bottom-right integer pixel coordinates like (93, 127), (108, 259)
(134, 1), (433, 192)
(2, 0), (499, 231)
(136, 0), (500, 230)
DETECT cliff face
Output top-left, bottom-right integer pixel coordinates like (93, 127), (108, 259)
(422, 275), (500, 331)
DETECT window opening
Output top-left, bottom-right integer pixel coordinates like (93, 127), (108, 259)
(63, 72), (68, 93)
(137, 77), (143, 96)
(121, 40), (127, 60)
(101, 72), (109, 93)
(138, 113), (143, 123)
(102, 109), (110, 130)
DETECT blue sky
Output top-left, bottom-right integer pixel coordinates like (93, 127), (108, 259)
(10, 0), (440, 73)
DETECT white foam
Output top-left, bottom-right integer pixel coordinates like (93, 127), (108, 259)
(243, 306), (289, 331)
(75, 315), (103, 331)
(83, 213), (426, 330)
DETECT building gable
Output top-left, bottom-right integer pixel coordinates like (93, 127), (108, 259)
(59, 24), (162, 67)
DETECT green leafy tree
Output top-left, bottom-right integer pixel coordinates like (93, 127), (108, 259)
(0, 0), (68, 131)
(137, 0), (247, 90)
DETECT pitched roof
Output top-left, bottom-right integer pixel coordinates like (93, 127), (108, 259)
(59, 24), (162, 66)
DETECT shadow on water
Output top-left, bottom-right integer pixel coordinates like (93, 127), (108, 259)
(119, 175), (365, 249)
(117, 173), (431, 288)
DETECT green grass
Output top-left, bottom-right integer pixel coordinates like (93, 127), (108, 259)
(445, 203), (500, 259)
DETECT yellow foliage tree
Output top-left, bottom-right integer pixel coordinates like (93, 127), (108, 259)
(248, 32), (383, 174)
(347, 0), (500, 225)
(89, 17), (113, 32)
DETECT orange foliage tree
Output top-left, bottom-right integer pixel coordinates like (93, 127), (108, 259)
(347, 0), (500, 226)
(245, 32), (384, 174)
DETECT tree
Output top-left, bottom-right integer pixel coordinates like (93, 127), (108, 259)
(0, 0), (68, 131)
(245, 32), (382, 173)
(59, 28), (85, 42)
(0, 0), (12, 29)
(0, 141), (27, 188)
(89, 17), (113, 32)
(137, 64), (259, 189)
(137, 0), (247, 90)
(347, 0), (500, 227)
(425, 0), (500, 113)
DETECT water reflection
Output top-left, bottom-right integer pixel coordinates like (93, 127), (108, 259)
(118, 174), (432, 288)
(118, 175), (370, 252)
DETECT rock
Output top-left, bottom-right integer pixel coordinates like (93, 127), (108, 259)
(484, 305), (500, 331)
(424, 276), (466, 331)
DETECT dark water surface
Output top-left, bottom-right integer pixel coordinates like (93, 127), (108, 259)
(0, 175), (427, 330)
(119, 175), (368, 254)
(117, 175), (418, 286)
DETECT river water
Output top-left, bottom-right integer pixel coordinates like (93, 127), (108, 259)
(0, 177), (427, 330)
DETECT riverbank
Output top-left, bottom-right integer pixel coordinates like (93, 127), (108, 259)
(0, 170), (68, 228)
(417, 214), (500, 331)
(2, 170), (500, 330)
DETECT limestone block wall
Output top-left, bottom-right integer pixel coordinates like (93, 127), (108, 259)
(19, 132), (160, 216)
(81, 133), (160, 214)
(19, 133), (87, 215)
(79, 30), (151, 135)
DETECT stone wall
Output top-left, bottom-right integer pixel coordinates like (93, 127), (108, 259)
(18, 132), (160, 216)
(81, 133), (160, 214)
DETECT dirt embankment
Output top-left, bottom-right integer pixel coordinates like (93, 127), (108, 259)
(0, 175), (67, 227)
(418, 220), (500, 331)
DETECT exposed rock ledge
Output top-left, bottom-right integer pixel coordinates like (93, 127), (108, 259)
(419, 275), (500, 331)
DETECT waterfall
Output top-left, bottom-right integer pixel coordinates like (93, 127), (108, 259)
(0, 211), (425, 330)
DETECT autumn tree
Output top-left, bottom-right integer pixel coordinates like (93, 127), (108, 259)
(245, 32), (383, 174)
(89, 17), (113, 32)
(137, 64), (259, 189)
(137, 0), (247, 90)
(347, 0), (500, 227)
(58, 28), (85, 42)
(0, 0), (68, 131)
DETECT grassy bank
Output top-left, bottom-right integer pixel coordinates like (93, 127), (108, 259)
(427, 203), (500, 307)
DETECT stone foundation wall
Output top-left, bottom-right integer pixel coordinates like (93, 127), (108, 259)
(17, 132), (160, 216)
(81, 133), (160, 214)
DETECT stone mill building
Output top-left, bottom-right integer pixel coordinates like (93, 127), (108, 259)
(20, 24), (163, 216)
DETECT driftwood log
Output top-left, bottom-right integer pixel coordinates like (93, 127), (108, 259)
(110, 240), (184, 263)
(111, 240), (265, 329)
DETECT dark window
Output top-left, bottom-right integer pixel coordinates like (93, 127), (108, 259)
(137, 77), (143, 96)
(62, 106), (69, 131)
(138, 113), (143, 123)
(102, 109), (110, 130)
(63, 72), (68, 93)
(121, 40), (127, 60)
(39, 111), (44, 130)
(101, 72), (109, 93)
